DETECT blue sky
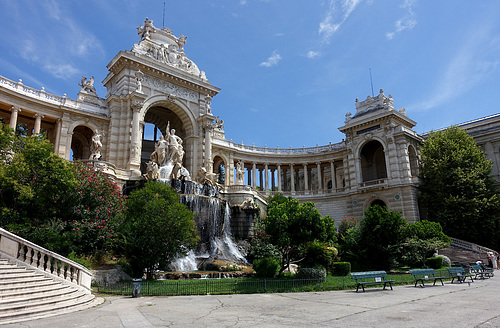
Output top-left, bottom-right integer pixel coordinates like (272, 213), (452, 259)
(1, 0), (499, 148)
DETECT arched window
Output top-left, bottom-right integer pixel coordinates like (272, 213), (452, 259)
(360, 140), (387, 182)
(370, 199), (386, 208)
(408, 145), (418, 177)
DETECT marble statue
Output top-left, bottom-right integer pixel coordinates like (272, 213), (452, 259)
(236, 161), (245, 185)
(89, 130), (103, 159)
(78, 76), (96, 94)
(148, 122), (191, 181)
(145, 161), (160, 180)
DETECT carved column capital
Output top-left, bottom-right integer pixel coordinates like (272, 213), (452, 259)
(10, 105), (21, 113)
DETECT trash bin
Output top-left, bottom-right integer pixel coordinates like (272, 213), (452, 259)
(132, 278), (142, 298)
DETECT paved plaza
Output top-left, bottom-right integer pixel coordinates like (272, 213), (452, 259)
(3, 274), (500, 328)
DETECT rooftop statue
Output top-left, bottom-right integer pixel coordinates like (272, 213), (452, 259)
(78, 76), (96, 94)
(132, 18), (207, 81)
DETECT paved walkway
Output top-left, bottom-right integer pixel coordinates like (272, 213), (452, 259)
(4, 274), (500, 328)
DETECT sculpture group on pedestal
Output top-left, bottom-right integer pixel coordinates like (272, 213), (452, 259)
(145, 122), (190, 181)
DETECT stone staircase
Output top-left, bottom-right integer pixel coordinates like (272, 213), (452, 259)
(439, 246), (490, 266)
(0, 258), (98, 325)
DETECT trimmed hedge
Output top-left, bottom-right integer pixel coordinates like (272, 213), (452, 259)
(253, 257), (280, 278)
(426, 256), (443, 269)
(296, 267), (327, 281)
(331, 262), (351, 276)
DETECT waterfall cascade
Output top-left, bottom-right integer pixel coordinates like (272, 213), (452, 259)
(160, 178), (247, 271)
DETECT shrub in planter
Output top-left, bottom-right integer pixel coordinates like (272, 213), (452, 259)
(426, 256), (443, 269)
(295, 267), (327, 281)
(253, 257), (280, 278)
(331, 262), (351, 276)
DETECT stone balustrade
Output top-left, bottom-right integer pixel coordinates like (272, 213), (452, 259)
(214, 138), (346, 155)
(0, 228), (92, 292)
(450, 237), (498, 255)
(0, 74), (108, 117)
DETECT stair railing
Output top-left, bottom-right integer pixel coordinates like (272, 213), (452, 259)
(0, 228), (92, 292)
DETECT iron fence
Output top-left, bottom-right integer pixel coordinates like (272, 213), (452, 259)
(95, 271), (448, 296)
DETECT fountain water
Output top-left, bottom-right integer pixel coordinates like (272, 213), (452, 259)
(159, 176), (247, 271)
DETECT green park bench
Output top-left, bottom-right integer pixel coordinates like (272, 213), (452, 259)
(470, 264), (494, 279)
(409, 268), (446, 287)
(447, 267), (474, 284)
(350, 271), (395, 292)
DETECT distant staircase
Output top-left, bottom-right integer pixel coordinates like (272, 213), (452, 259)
(0, 258), (97, 325)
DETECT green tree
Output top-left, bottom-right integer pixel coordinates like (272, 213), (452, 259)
(261, 193), (337, 274)
(122, 181), (199, 279)
(0, 133), (125, 258)
(339, 205), (407, 271)
(418, 126), (500, 249)
(396, 220), (451, 268)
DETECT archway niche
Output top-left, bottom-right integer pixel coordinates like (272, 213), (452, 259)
(370, 199), (387, 208)
(213, 155), (226, 185)
(408, 145), (418, 177)
(71, 125), (94, 160)
(141, 105), (186, 175)
(360, 140), (387, 182)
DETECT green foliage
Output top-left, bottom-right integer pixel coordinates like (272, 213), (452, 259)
(338, 216), (359, 237)
(261, 193), (337, 274)
(295, 267), (327, 281)
(300, 241), (334, 270)
(356, 205), (407, 270)
(0, 134), (126, 259)
(0, 123), (14, 162)
(331, 262), (351, 276)
(419, 126), (500, 249)
(67, 251), (92, 269)
(253, 257), (280, 278)
(394, 220), (451, 268)
(122, 181), (199, 279)
(426, 256), (443, 269)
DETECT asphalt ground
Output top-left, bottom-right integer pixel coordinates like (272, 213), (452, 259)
(3, 273), (500, 328)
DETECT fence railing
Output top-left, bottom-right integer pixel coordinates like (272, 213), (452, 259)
(450, 237), (498, 255)
(0, 228), (93, 292)
(95, 271), (455, 296)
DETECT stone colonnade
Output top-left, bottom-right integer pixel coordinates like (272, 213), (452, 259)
(232, 159), (343, 195)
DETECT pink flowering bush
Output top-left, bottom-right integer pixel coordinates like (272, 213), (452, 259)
(338, 216), (360, 237)
(63, 161), (126, 257)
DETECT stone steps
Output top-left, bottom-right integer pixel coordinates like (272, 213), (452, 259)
(0, 258), (99, 325)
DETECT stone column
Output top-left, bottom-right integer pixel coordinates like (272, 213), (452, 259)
(252, 162), (257, 188)
(271, 168), (275, 192)
(9, 106), (21, 130)
(290, 163), (295, 194)
(316, 162), (323, 192)
(277, 164), (282, 192)
(127, 101), (142, 173)
(247, 163), (251, 186)
(330, 160), (336, 190)
(205, 124), (213, 173)
(53, 118), (61, 154)
(264, 163), (269, 195)
(303, 163), (309, 194)
(33, 113), (44, 135)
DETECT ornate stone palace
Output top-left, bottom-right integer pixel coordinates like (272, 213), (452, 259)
(1, 18), (499, 226)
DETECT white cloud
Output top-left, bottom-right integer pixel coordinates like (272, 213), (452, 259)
(386, 0), (417, 40)
(410, 24), (500, 111)
(240, 0), (247, 5)
(319, 0), (361, 43)
(259, 50), (282, 67)
(307, 51), (321, 59)
(44, 63), (80, 79)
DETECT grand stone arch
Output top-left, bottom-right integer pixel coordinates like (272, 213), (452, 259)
(357, 138), (388, 183)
